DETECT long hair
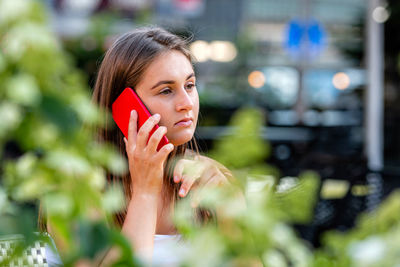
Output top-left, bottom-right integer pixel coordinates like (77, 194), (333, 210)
(92, 27), (211, 227)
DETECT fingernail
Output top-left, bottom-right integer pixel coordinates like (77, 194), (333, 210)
(131, 110), (136, 117)
(179, 188), (185, 197)
(154, 113), (160, 120)
(174, 175), (179, 183)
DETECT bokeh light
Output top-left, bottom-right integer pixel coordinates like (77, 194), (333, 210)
(332, 72), (350, 90)
(248, 70), (265, 88)
(190, 40), (210, 62)
(372, 6), (390, 23)
(209, 41), (237, 62)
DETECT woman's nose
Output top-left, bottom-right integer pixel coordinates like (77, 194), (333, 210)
(175, 89), (194, 111)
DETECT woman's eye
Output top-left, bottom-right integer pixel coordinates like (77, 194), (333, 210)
(159, 88), (172, 95)
(186, 83), (196, 90)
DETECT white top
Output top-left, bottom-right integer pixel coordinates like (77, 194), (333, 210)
(45, 234), (186, 267)
(152, 234), (186, 266)
(45, 236), (63, 267)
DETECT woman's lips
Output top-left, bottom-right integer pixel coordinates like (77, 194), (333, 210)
(175, 118), (193, 127)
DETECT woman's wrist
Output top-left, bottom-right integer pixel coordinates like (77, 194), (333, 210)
(130, 173), (162, 197)
(130, 185), (162, 199)
(130, 190), (159, 203)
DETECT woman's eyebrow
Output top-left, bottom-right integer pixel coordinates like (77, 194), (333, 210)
(151, 73), (195, 90)
(186, 73), (195, 80)
(151, 80), (174, 90)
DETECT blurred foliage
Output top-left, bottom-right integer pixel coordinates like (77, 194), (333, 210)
(313, 190), (400, 267)
(0, 0), (134, 265)
(175, 107), (319, 267)
(1, 1), (400, 267)
(62, 12), (122, 87)
(210, 108), (272, 171)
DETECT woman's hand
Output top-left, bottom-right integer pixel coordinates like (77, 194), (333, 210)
(124, 110), (174, 196)
(173, 155), (231, 198)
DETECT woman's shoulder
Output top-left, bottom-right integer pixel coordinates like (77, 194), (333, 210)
(185, 150), (233, 179)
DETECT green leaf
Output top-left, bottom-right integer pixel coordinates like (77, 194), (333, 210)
(0, 102), (22, 137)
(6, 73), (41, 106)
(43, 193), (74, 217)
(102, 185), (125, 213)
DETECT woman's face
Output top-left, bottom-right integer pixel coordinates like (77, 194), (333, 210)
(135, 50), (199, 146)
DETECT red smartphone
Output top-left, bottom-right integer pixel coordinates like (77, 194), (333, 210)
(112, 87), (169, 151)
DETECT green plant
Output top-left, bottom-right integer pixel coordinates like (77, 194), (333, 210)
(174, 108), (318, 267)
(0, 0), (136, 265)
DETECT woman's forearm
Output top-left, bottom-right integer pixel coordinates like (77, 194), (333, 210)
(122, 192), (158, 262)
(99, 192), (158, 266)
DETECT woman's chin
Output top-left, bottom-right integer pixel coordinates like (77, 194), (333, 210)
(168, 131), (194, 146)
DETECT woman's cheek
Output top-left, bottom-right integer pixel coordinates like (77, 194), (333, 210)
(158, 119), (169, 130)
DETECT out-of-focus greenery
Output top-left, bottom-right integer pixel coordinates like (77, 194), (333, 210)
(175, 107), (319, 267)
(174, 107), (400, 267)
(211, 108), (270, 169)
(313, 190), (400, 267)
(2, 1), (400, 267)
(0, 0), (136, 265)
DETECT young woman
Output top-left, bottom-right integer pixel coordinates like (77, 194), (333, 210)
(91, 27), (233, 265)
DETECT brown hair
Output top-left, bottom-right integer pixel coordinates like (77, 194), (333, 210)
(92, 27), (210, 227)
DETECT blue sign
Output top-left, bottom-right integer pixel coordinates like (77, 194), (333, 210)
(285, 19), (326, 60)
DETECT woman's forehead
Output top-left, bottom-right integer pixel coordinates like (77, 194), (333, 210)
(143, 51), (194, 80)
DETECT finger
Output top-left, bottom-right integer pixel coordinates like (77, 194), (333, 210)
(204, 173), (225, 188)
(179, 175), (199, 197)
(209, 167), (228, 185)
(173, 159), (189, 184)
(155, 143), (174, 163)
(187, 160), (208, 182)
(146, 126), (168, 152)
(189, 164), (217, 187)
(127, 110), (138, 146)
(136, 114), (160, 150)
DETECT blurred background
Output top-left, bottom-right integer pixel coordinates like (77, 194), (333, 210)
(39, 0), (399, 246)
